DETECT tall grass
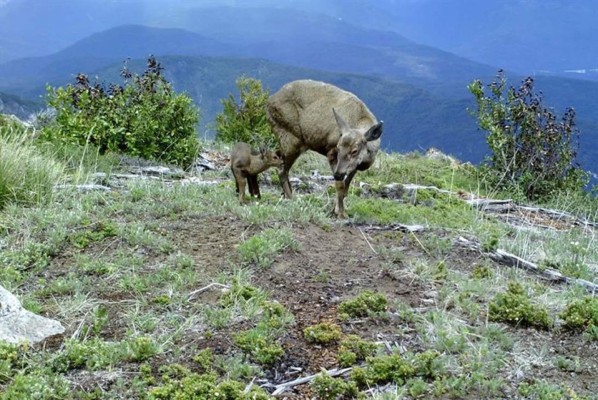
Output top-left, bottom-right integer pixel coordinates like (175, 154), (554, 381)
(0, 123), (65, 209)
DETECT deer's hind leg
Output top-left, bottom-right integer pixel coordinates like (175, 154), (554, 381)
(272, 126), (303, 199)
(247, 174), (261, 199)
(232, 168), (247, 204)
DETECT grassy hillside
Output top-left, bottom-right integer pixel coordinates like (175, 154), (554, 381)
(0, 125), (597, 398)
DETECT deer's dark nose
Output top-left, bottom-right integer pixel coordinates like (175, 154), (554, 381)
(334, 172), (346, 181)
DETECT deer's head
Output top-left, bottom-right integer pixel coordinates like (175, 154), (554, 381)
(260, 147), (284, 170)
(332, 108), (383, 181)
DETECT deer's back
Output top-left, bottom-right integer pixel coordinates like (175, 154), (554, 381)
(268, 80), (378, 152)
(230, 142), (254, 169)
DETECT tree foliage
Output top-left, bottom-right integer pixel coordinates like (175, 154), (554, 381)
(468, 70), (588, 200)
(215, 76), (277, 149)
(43, 56), (200, 168)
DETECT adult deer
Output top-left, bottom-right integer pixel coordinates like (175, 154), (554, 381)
(267, 80), (383, 218)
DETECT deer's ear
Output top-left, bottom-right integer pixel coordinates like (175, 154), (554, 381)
(364, 121), (383, 141)
(333, 108), (350, 134)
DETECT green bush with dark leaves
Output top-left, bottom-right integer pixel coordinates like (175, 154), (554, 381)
(215, 76), (277, 149)
(42, 56), (200, 168)
(468, 70), (588, 200)
(560, 296), (598, 334)
(488, 281), (551, 329)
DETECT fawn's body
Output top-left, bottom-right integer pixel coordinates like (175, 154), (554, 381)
(230, 142), (283, 204)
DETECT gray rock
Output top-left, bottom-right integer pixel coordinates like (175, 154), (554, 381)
(0, 285), (65, 344)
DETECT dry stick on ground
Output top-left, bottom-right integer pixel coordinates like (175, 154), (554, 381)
(269, 367), (353, 396)
(358, 227), (377, 254)
(187, 283), (230, 301)
(352, 223), (425, 233)
(455, 237), (598, 293)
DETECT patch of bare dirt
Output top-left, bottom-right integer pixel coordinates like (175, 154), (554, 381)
(33, 207), (597, 398)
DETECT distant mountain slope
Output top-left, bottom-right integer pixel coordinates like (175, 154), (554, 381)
(1, 0), (596, 79)
(240, 0), (598, 77)
(0, 21), (497, 98)
(0, 0), (146, 63)
(171, 7), (499, 96)
(0, 25), (236, 91)
(92, 55), (483, 162)
(1, 20), (597, 175)
(0, 91), (39, 119)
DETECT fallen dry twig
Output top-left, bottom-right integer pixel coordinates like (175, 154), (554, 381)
(187, 283), (230, 301)
(270, 367), (353, 396)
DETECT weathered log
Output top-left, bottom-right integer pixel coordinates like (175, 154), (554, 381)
(455, 237), (598, 293)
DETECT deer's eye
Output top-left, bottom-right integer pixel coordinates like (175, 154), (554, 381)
(351, 149), (359, 157)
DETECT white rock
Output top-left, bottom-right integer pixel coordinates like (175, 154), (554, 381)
(0, 285), (65, 344)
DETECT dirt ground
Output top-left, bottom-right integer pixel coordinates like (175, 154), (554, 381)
(152, 214), (598, 397)
(32, 198), (598, 398)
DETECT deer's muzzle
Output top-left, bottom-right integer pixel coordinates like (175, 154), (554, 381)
(333, 172), (346, 181)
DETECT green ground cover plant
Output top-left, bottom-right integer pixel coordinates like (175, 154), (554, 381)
(237, 227), (299, 268)
(303, 322), (343, 344)
(338, 290), (388, 319)
(488, 281), (552, 329)
(560, 296), (598, 338)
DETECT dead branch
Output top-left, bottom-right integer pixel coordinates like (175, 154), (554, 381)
(270, 367), (353, 396)
(187, 283), (230, 301)
(359, 227), (377, 254)
(355, 223), (425, 233)
(455, 237), (598, 293)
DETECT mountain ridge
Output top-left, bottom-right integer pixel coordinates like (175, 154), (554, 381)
(0, 20), (596, 177)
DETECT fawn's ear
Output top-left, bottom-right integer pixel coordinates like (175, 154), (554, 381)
(275, 149), (283, 158)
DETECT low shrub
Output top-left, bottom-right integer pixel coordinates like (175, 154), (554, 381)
(338, 290), (388, 318)
(303, 322), (343, 344)
(560, 296), (598, 336)
(488, 282), (552, 329)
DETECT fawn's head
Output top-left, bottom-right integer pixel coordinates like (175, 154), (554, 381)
(260, 147), (284, 170)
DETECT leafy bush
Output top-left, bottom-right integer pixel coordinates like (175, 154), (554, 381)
(233, 327), (284, 365)
(303, 322), (343, 344)
(468, 70), (588, 200)
(560, 297), (598, 334)
(338, 290), (388, 318)
(311, 372), (361, 400)
(0, 128), (65, 209)
(488, 281), (552, 329)
(42, 56), (200, 168)
(350, 350), (441, 388)
(149, 365), (271, 400)
(0, 342), (28, 384)
(338, 335), (378, 367)
(215, 76), (277, 149)
(2, 372), (71, 400)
